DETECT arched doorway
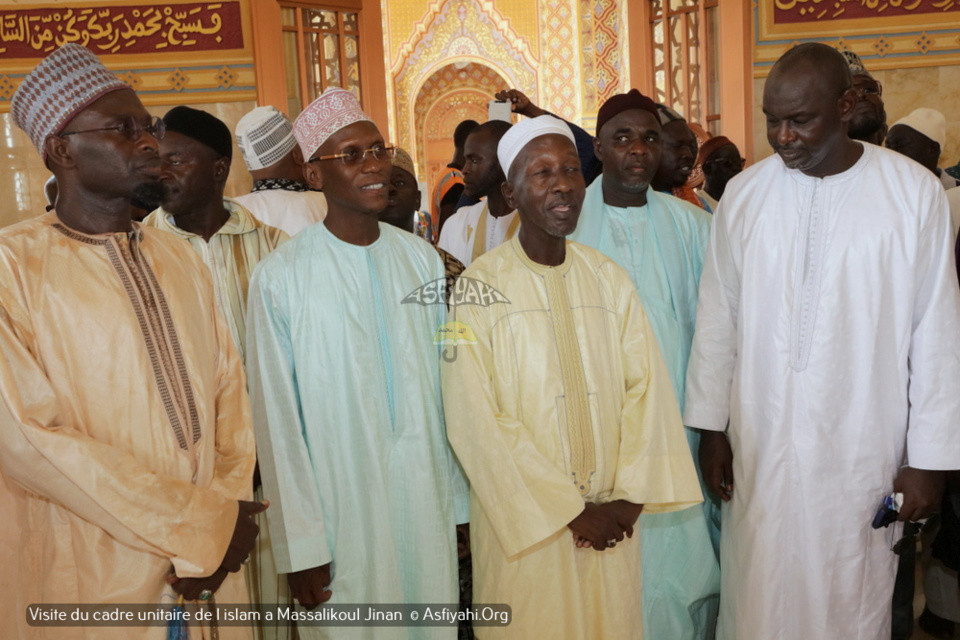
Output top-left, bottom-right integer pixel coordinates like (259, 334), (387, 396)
(413, 61), (510, 212)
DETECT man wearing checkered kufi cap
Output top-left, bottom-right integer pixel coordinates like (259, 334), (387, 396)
(0, 44), (261, 638)
(245, 88), (467, 635)
(838, 48), (888, 145)
(233, 105), (328, 236)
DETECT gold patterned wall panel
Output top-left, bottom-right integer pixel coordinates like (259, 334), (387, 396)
(391, 0), (538, 164)
(413, 62), (505, 164)
(386, 0), (540, 68)
(577, 0), (626, 118)
(387, 0), (631, 162)
(539, 0), (580, 121)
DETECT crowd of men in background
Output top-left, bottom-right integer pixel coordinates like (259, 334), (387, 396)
(1, 41), (959, 640)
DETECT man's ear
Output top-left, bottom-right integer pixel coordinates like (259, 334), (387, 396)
(593, 136), (603, 162)
(44, 134), (76, 170)
(501, 178), (517, 211)
(303, 161), (324, 191)
(838, 88), (859, 123)
(213, 157), (230, 182)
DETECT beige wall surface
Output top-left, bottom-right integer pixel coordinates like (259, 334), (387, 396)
(0, 100), (256, 229)
(750, 64), (960, 171)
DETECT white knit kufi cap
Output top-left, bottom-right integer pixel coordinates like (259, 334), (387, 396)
(497, 115), (576, 179)
(236, 106), (298, 171)
(11, 43), (129, 157)
(293, 87), (371, 160)
(892, 107), (947, 150)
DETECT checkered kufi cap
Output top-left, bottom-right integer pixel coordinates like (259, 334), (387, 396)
(837, 49), (873, 79)
(656, 103), (686, 126)
(11, 44), (130, 157)
(391, 147), (416, 179)
(293, 87), (371, 160)
(236, 106), (297, 171)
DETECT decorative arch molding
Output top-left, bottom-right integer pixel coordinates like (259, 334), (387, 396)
(413, 62), (508, 170)
(429, 97), (489, 142)
(391, 0), (538, 159)
(421, 91), (488, 201)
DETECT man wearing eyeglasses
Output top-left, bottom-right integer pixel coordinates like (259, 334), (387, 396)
(1, 44), (262, 638)
(246, 88), (467, 638)
(839, 49), (888, 146)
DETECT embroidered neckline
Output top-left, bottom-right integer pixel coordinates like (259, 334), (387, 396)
(251, 178), (311, 193)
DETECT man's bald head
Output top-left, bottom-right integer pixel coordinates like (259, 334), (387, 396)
(462, 120), (513, 200)
(474, 120), (513, 142)
(769, 43), (853, 102)
(763, 42), (862, 178)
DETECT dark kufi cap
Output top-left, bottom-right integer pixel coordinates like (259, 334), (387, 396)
(696, 135), (735, 166)
(163, 106), (233, 159)
(595, 89), (660, 136)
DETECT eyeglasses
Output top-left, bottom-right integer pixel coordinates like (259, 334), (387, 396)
(59, 116), (166, 141)
(855, 80), (883, 98)
(309, 144), (396, 166)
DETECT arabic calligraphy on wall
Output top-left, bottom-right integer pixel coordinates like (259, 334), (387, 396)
(775, 0), (959, 23)
(0, 2), (243, 57)
(757, 0), (960, 75)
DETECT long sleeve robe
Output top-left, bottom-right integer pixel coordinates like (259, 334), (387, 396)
(0, 212), (256, 639)
(143, 199), (288, 363)
(684, 144), (960, 640)
(246, 222), (467, 640)
(443, 237), (702, 639)
(570, 184), (721, 639)
(144, 198), (290, 640)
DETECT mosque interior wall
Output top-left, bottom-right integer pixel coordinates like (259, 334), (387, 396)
(3, 0), (960, 228)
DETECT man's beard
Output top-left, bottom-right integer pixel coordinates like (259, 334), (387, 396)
(848, 114), (884, 142)
(132, 180), (166, 212)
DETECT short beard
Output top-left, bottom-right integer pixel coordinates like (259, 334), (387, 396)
(848, 117), (883, 142)
(132, 180), (166, 212)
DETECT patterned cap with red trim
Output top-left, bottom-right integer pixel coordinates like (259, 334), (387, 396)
(293, 87), (371, 160)
(11, 44), (130, 157)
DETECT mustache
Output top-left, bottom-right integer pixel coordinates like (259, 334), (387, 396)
(132, 181), (167, 211)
